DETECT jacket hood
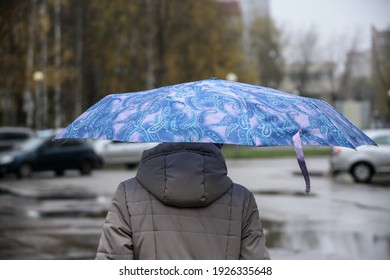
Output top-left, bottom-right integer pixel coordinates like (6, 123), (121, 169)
(136, 142), (232, 208)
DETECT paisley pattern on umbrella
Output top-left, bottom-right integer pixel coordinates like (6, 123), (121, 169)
(56, 78), (375, 150)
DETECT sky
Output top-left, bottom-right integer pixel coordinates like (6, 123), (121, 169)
(270, 0), (390, 50)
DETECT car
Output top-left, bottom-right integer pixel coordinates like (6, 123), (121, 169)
(329, 129), (390, 183)
(92, 140), (158, 168)
(36, 128), (64, 138)
(0, 137), (102, 178)
(0, 127), (35, 152)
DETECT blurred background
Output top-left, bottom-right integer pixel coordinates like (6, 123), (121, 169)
(0, 0), (389, 260)
(1, 0), (390, 128)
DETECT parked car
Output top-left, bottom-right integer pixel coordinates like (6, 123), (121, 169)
(93, 140), (158, 168)
(36, 128), (64, 138)
(329, 129), (390, 183)
(0, 137), (102, 178)
(0, 127), (35, 152)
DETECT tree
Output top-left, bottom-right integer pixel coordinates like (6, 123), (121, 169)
(371, 27), (390, 123)
(0, 0), (246, 127)
(289, 28), (318, 96)
(0, 0), (30, 126)
(249, 15), (284, 87)
(154, 0), (243, 85)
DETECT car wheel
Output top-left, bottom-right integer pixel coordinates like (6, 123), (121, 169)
(351, 162), (373, 183)
(55, 170), (64, 177)
(17, 162), (33, 179)
(126, 163), (138, 169)
(80, 160), (93, 175)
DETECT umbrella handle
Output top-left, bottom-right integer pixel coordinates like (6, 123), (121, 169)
(292, 131), (311, 194)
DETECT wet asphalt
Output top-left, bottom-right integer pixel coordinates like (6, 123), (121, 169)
(0, 157), (389, 260)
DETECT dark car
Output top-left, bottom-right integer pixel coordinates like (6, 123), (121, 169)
(0, 127), (35, 152)
(0, 137), (102, 178)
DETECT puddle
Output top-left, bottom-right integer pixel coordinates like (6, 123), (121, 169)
(33, 192), (96, 200)
(0, 187), (12, 195)
(253, 190), (316, 197)
(1, 185), (110, 220)
(332, 172), (390, 186)
(261, 219), (284, 248)
(27, 209), (107, 219)
(0, 185), (96, 200)
(262, 218), (390, 259)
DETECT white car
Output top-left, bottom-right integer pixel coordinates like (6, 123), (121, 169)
(93, 140), (158, 168)
(329, 129), (390, 183)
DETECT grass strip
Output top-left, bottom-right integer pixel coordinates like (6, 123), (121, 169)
(222, 145), (331, 159)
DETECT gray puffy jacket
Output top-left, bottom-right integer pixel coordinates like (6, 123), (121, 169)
(96, 143), (270, 260)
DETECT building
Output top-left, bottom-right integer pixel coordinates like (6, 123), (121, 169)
(338, 49), (373, 101)
(280, 61), (337, 103)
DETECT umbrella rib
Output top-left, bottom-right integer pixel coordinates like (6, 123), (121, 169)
(226, 82), (256, 146)
(307, 99), (357, 149)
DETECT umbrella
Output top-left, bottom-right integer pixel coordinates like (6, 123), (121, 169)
(55, 78), (376, 193)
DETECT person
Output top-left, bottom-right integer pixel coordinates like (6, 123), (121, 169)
(95, 142), (270, 260)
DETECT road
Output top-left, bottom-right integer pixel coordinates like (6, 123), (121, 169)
(0, 157), (389, 260)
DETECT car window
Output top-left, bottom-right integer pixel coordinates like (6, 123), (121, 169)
(374, 136), (390, 145)
(44, 139), (83, 148)
(17, 138), (45, 151)
(42, 140), (59, 148)
(61, 139), (83, 147)
(0, 132), (30, 141)
(373, 136), (390, 145)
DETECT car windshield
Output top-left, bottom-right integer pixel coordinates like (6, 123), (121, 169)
(16, 138), (46, 151)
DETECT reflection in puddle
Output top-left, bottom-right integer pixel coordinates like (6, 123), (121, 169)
(26, 209), (107, 219)
(263, 218), (390, 259)
(253, 190), (316, 197)
(0, 189), (107, 259)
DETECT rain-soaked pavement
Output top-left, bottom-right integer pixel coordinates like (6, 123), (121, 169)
(0, 157), (389, 260)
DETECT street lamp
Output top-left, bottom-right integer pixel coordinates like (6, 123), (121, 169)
(33, 71), (44, 83)
(387, 89), (390, 126)
(33, 71), (44, 130)
(226, 72), (238, 82)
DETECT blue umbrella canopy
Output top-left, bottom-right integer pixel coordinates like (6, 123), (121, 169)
(55, 78), (376, 193)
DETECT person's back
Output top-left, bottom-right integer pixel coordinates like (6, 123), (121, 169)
(96, 142), (270, 260)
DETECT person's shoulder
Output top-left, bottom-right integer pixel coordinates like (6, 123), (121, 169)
(119, 177), (145, 193)
(231, 183), (255, 200)
(119, 177), (150, 202)
(121, 177), (139, 187)
(228, 183), (258, 212)
(231, 183), (251, 192)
